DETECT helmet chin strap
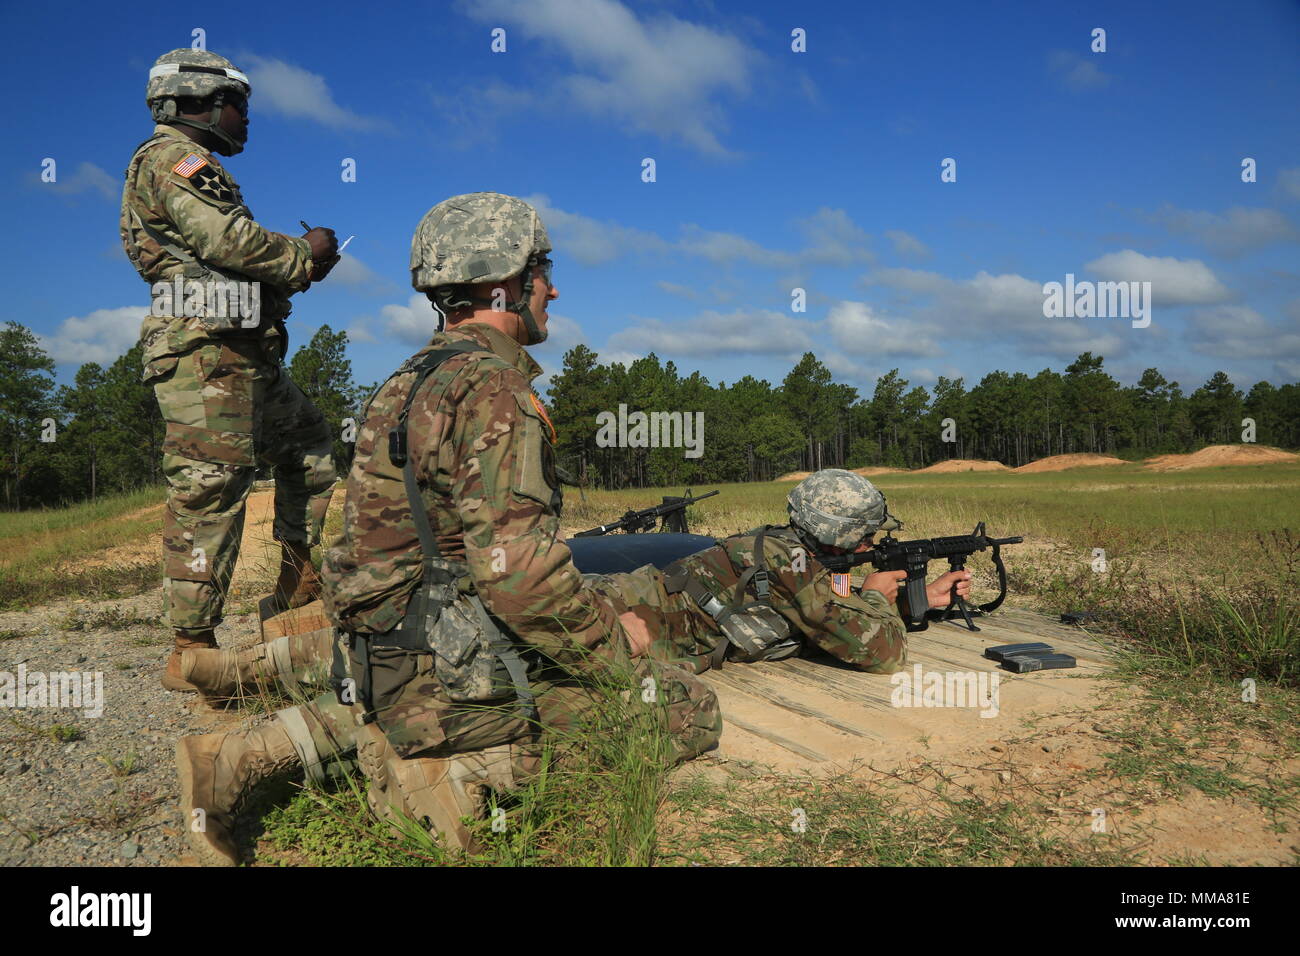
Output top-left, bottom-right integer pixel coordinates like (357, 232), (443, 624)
(513, 271), (547, 345)
(161, 91), (243, 155)
(458, 271), (547, 345)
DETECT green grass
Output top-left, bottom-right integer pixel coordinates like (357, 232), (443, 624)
(658, 766), (1147, 866)
(260, 658), (687, 867)
(4, 715), (84, 743)
(57, 606), (165, 632)
(569, 466), (1300, 687)
(0, 486), (165, 610)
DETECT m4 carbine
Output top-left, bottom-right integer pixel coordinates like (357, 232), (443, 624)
(819, 522), (1024, 632)
(573, 489), (719, 537)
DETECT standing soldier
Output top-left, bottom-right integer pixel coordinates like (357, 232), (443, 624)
(174, 192), (720, 865)
(120, 48), (342, 692)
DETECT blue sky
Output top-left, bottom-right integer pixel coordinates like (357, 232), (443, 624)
(3, 0), (1298, 400)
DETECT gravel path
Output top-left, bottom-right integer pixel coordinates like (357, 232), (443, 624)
(0, 588), (264, 866)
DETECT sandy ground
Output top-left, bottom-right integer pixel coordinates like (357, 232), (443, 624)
(1144, 444), (1299, 471)
(1014, 453), (1129, 473)
(4, 484), (1295, 867)
(915, 459), (1010, 473)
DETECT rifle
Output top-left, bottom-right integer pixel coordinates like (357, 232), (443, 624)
(573, 489), (719, 537)
(818, 522), (1023, 632)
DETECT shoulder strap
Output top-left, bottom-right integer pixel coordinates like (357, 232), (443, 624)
(391, 343), (537, 722)
(719, 526), (773, 622)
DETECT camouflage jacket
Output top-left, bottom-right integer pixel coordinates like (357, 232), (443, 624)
(669, 526), (908, 673)
(322, 322), (633, 677)
(120, 124), (314, 367)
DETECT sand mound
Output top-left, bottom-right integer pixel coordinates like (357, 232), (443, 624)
(916, 459), (1010, 473)
(1143, 444), (1300, 471)
(1014, 453), (1129, 473)
(776, 467), (904, 481)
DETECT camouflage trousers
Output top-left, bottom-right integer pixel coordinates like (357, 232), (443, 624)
(144, 335), (336, 633)
(276, 642), (721, 791)
(584, 568), (721, 674)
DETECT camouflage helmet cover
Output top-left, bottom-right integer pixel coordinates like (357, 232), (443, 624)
(146, 49), (250, 107)
(410, 192), (552, 292)
(787, 469), (902, 550)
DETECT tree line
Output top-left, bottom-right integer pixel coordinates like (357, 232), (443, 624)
(0, 321), (365, 511)
(2, 317), (1296, 509)
(546, 346), (1300, 487)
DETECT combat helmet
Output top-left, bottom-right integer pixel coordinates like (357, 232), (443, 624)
(146, 49), (251, 155)
(410, 192), (553, 344)
(787, 469), (901, 551)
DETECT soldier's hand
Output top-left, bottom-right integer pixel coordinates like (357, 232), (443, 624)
(303, 226), (338, 261)
(619, 610), (653, 657)
(926, 569), (973, 609)
(863, 570), (908, 604)
(309, 254), (341, 283)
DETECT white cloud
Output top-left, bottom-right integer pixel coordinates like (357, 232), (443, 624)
(343, 317), (377, 345)
(1085, 249), (1231, 306)
(241, 55), (390, 131)
(884, 230), (930, 259)
(321, 253), (399, 295)
(656, 280), (701, 300)
(1048, 51), (1113, 91)
(677, 225), (794, 269)
(525, 193), (668, 266)
(525, 195), (872, 271)
(531, 313), (587, 357)
(38, 306), (147, 365)
(382, 294), (442, 346)
(459, 0), (756, 154)
(826, 301), (941, 358)
(794, 208), (875, 267)
(1184, 305), (1300, 368)
(608, 309), (816, 358)
(1148, 203), (1299, 257)
(864, 267), (1130, 363)
(39, 161), (117, 201)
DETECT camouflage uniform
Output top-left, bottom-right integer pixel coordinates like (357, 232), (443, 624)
(591, 526), (909, 675)
(322, 319), (721, 774)
(122, 111), (335, 633)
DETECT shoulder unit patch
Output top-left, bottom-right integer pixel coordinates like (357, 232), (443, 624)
(172, 153), (208, 178)
(188, 166), (239, 204)
(528, 392), (557, 443)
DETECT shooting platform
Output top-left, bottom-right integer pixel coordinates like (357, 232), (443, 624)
(258, 600), (1111, 776)
(698, 607), (1112, 774)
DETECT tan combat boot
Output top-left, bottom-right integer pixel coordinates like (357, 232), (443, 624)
(180, 627), (334, 702)
(161, 629), (218, 693)
(270, 540), (322, 613)
(175, 717), (307, 867)
(378, 744), (523, 854)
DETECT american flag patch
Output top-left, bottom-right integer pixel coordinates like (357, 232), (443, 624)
(172, 153), (208, 178)
(831, 573), (852, 597)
